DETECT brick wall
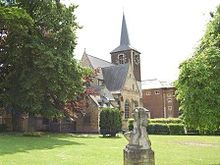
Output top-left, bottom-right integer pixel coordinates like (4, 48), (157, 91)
(142, 88), (179, 118)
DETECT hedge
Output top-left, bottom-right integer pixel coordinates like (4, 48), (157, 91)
(168, 123), (185, 135)
(128, 118), (134, 131)
(147, 123), (170, 135)
(147, 123), (185, 135)
(149, 118), (182, 124)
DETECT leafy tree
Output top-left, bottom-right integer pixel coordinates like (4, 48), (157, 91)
(99, 107), (122, 137)
(0, 1), (85, 130)
(176, 5), (220, 132)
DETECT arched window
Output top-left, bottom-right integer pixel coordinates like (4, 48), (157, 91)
(124, 100), (130, 119)
(118, 54), (125, 64)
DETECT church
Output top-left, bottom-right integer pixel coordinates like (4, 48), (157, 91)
(0, 14), (143, 133)
(75, 14), (143, 132)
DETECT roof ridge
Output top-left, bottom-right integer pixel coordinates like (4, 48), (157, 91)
(102, 63), (128, 69)
(87, 54), (113, 65)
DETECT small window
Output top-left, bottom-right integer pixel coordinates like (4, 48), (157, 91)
(167, 98), (172, 103)
(168, 106), (172, 111)
(118, 54), (126, 64)
(167, 93), (172, 97)
(146, 91), (151, 95)
(155, 90), (160, 95)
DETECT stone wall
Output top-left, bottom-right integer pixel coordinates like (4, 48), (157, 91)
(119, 64), (142, 130)
(75, 96), (100, 133)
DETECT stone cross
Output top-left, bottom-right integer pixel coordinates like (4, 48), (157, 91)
(123, 107), (155, 165)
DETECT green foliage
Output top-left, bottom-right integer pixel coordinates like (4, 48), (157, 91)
(147, 123), (185, 135)
(147, 123), (170, 135)
(149, 118), (182, 124)
(176, 5), (220, 132)
(127, 118), (134, 131)
(168, 123), (185, 135)
(0, 124), (7, 132)
(0, 1), (85, 119)
(99, 108), (122, 137)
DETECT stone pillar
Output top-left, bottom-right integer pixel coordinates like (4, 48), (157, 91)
(123, 107), (155, 165)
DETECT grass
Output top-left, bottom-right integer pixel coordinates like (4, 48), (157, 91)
(0, 133), (220, 165)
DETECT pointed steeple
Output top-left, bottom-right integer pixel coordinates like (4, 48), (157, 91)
(120, 13), (130, 46)
(111, 13), (137, 53)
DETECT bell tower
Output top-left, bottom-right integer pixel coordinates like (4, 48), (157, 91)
(110, 13), (141, 82)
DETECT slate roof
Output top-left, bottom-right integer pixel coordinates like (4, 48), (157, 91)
(86, 54), (114, 69)
(142, 79), (174, 90)
(111, 13), (138, 53)
(102, 63), (129, 92)
(90, 83), (115, 101)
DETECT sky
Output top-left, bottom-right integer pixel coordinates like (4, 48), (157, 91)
(61, 0), (219, 82)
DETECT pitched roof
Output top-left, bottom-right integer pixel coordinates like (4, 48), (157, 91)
(142, 79), (174, 90)
(111, 13), (138, 53)
(102, 63), (129, 92)
(86, 54), (114, 69)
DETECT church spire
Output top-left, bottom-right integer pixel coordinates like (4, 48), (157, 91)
(120, 13), (130, 46)
(111, 13), (137, 53)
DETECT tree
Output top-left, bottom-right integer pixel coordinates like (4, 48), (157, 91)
(0, 1), (85, 130)
(176, 5), (220, 132)
(99, 107), (122, 137)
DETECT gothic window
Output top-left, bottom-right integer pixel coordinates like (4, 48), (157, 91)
(134, 54), (140, 65)
(118, 54), (125, 64)
(124, 100), (130, 119)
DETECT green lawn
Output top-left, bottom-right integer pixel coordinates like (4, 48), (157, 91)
(0, 133), (219, 165)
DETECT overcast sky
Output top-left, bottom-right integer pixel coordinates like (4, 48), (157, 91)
(62, 0), (219, 82)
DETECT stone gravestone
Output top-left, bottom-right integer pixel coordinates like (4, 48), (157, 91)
(124, 107), (155, 165)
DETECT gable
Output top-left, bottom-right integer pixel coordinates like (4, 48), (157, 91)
(81, 53), (114, 69)
(123, 64), (141, 94)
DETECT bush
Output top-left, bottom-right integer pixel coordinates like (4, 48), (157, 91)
(0, 124), (7, 132)
(147, 123), (185, 135)
(149, 118), (182, 124)
(99, 108), (122, 137)
(147, 123), (170, 135)
(168, 123), (185, 135)
(128, 118), (134, 131)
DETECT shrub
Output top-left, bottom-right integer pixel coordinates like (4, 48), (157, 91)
(147, 123), (170, 135)
(0, 124), (7, 132)
(99, 108), (122, 137)
(149, 118), (182, 124)
(128, 118), (134, 131)
(168, 123), (185, 135)
(147, 123), (185, 135)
